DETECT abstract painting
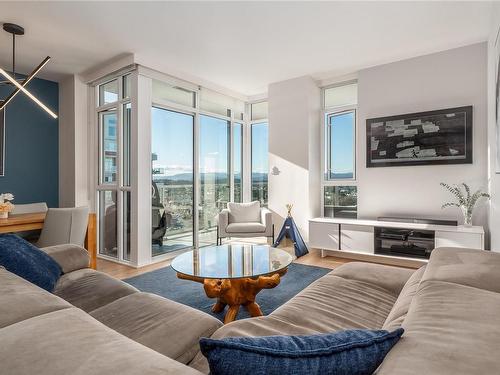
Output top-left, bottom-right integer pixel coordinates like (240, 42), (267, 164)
(366, 106), (473, 168)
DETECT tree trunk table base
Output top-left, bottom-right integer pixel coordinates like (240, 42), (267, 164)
(177, 268), (287, 324)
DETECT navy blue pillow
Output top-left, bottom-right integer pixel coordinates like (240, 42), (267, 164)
(0, 234), (62, 291)
(200, 328), (403, 375)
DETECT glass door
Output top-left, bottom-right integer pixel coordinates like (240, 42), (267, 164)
(98, 110), (118, 258)
(96, 73), (132, 263)
(199, 115), (230, 246)
(151, 107), (194, 256)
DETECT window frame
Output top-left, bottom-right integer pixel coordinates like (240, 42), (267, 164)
(250, 120), (269, 206)
(321, 81), (358, 218)
(95, 73), (133, 264)
(324, 107), (357, 182)
(231, 121), (244, 203)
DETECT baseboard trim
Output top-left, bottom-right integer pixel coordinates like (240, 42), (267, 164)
(319, 248), (427, 269)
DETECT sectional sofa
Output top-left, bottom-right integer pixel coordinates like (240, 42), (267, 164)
(1, 244), (499, 374)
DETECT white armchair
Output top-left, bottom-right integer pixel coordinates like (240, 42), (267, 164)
(217, 201), (274, 245)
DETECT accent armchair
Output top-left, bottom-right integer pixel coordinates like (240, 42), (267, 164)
(216, 201), (274, 245)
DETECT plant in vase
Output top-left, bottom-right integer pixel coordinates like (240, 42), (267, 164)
(440, 183), (489, 227)
(0, 193), (14, 219)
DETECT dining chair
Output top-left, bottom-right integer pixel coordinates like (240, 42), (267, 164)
(11, 202), (48, 214)
(37, 206), (89, 248)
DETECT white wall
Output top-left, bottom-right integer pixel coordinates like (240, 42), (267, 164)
(268, 76), (321, 240)
(58, 74), (90, 208)
(488, 4), (500, 251)
(357, 43), (489, 236)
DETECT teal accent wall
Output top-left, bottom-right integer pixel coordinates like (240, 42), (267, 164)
(0, 75), (59, 207)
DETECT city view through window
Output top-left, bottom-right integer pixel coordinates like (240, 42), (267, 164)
(251, 122), (269, 205)
(96, 75), (270, 264)
(151, 108), (268, 256)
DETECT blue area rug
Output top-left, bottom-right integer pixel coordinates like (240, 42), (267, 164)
(124, 262), (330, 321)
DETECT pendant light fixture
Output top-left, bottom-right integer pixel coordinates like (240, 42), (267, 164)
(0, 23), (57, 119)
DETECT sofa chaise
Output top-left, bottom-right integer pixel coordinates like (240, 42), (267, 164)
(1, 244), (500, 374)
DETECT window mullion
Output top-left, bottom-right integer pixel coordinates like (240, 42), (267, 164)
(229, 121), (235, 203)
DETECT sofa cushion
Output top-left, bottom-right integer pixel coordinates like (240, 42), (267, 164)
(270, 272), (399, 331)
(421, 247), (500, 293)
(383, 266), (426, 331)
(53, 268), (139, 312)
(41, 244), (90, 273)
(0, 307), (204, 375)
(0, 234), (62, 291)
(377, 281), (500, 375)
(0, 268), (71, 329)
(226, 222), (266, 233)
(190, 262), (408, 373)
(227, 201), (261, 223)
(91, 292), (223, 364)
(200, 328), (404, 375)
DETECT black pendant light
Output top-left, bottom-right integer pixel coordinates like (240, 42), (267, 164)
(0, 23), (57, 118)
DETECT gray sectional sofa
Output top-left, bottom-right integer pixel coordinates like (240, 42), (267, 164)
(1, 244), (499, 374)
(0, 244), (220, 375)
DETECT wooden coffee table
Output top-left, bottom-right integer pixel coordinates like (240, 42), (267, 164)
(171, 244), (293, 324)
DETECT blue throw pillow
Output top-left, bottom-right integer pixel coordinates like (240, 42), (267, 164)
(200, 328), (403, 375)
(0, 234), (62, 291)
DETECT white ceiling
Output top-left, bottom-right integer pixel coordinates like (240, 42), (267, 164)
(0, 1), (492, 96)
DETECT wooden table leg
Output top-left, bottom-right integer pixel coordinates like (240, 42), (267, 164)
(225, 305), (240, 324)
(177, 270), (286, 324)
(212, 301), (226, 313)
(245, 301), (263, 317)
(84, 213), (97, 270)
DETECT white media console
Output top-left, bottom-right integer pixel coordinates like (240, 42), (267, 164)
(309, 217), (485, 267)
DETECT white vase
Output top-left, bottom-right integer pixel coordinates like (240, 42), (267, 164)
(0, 211), (8, 219)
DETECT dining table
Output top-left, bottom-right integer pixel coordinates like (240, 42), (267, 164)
(0, 212), (97, 269)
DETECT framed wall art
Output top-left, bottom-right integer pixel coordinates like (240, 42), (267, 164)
(366, 106), (473, 168)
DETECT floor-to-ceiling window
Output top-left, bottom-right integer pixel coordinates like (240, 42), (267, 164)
(95, 70), (266, 266)
(250, 101), (269, 206)
(199, 115), (230, 245)
(322, 81), (358, 218)
(96, 74), (132, 262)
(150, 79), (245, 257)
(151, 108), (195, 255)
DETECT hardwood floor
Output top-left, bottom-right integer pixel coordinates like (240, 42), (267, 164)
(97, 257), (172, 279)
(96, 248), (377, 280)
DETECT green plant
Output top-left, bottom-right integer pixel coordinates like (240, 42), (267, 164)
(440, 182), (490, 226)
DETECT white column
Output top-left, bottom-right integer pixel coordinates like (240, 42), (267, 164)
(131, 72), (152, 266)
(268, 76), (321, 242)
(58, 74), (90, 208)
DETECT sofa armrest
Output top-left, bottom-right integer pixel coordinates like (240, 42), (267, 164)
(217, 209), (229, 230)
(41, 244), (90, 274)
(261, 208), (273, 230)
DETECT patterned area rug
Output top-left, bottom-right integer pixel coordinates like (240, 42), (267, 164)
(125, 262), (330, 321)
